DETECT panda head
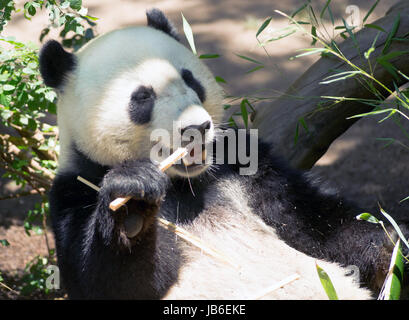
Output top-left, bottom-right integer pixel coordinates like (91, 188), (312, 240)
(39, 9), (224, 178)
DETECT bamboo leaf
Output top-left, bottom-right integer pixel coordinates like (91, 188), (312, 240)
(320, 71), (361, 84)
(347, 108), (396, 120)
(256, 17), (272, 37)
(311, 26), (317, 46)
(364, 32), (381, 59)
(294, 121), (300, 146)
(316, 262), (338, 300)
(320, 0), (331, 19)
(364, 23), (386, 33)
(181, 13), (197, 55)
(259, 26), (297, 46)
(342, 18), (358, 47)
(379, 206), (409, 251)
(236, 54), (263, 65)
(291, 3), (309, 18)
(399, 195), (409, 203)
(240, 99), (249, 129)
(215, 76), (227, 83)
(383, 14), (400, 55)
(228, 116), (238, 128)
(199, 54), (220, 59)
(377, 57), (399, 80)
(0, 239), (10, 247)
(327, 5), (334, 25)
(356, 213), (380, 224)
(363, 0), (380, 24)
(290, 48), (329, 60)
(379, 51), (408, 61)
(246, 65), (265, 74)
(376, 138), (395, 149)
(378, 240), (403, 300)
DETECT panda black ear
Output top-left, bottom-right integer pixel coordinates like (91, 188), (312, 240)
(146, 8), (180, 41)
(39, 40), (76, 89)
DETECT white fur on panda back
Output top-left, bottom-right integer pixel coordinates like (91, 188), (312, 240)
(163, 180), (373, 300)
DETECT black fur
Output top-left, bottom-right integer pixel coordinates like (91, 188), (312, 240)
(49, 146), (181, 298)
(128, 86), (156, 125)
(146, 8), (180, 41)
(181, 68), (206, 103)
(39, 40), (76, 88)
(49, 132), (406, 298)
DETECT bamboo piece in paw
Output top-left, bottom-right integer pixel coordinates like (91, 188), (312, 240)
(76, 175), (236, 268)
(108, 147), (188, 211)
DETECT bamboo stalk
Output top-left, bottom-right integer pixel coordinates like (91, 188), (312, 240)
(250, 273), (300, 299)
(76, 175), (236, 268)
(108, 147), (187, 211)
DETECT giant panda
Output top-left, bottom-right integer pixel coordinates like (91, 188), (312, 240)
(39, 8), (405, 299)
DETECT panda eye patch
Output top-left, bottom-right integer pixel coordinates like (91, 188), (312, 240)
(131, 86), (155, 101)
(181, 68), (206, 103)
(129, 86), (156, 125)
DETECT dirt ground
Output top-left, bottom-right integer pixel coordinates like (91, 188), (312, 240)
(1, 0), (409, 299)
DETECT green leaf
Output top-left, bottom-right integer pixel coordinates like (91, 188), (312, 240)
(236, 54), (263, 65)
(383, 14), (400, 55)
(364, 23), (386, 33)
(256, 17), (272, 37)
(399, 195), (409, 203)
(0, 239), (10, 247)
(364, 47), (375, 59)
(376, 57), (399, 80)
(246, 65), (264, 74)
(0, 93), (11, 107)
(215, 76), (227, 83)
(376, 137), (396, 149)
(240, 99), (249, 129)
(319, 71), (361, 84)
(28, 4), (36, 16)
(379, 51), (408, 61)
(290, 48), (329, 60)
(320, 0), (331, 19)
(69, 0), (82, 10)
(299, 117), (308, 132)
(378, 240), (404, 300)
(342, 18), (358, 47)
(316, 262), (338, 300)
(60, 1), (70, 9)
(291, 2), (308, 18)
(294, 117), (309, 146)
(311, 26), (317, 46)
(347, 108), (396, 120)
(363, 0), (380, 24)
(199, 54), (220, 59)
(294, 121), (300, 146)
(228, 116), (238, 128)
(258, 26), (297, 46)
(181, 13), (197, 55)
(379, 206), (409, 251)
(84, 15), (98, 21)
(364, 31), (381, 60)
(356, 213), (380, 224)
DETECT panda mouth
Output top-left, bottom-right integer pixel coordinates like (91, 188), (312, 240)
(172, 144), (209, 176)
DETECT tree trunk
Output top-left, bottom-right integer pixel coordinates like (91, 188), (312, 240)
(252, 0), (409, 169)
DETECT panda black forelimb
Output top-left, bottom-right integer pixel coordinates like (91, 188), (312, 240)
(242, 140), (404, 291)
(95, 158), (169, 246)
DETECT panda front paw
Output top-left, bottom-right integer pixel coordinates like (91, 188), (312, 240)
(96, 159), (169, 247)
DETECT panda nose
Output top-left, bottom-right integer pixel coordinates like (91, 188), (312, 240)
(180, 120), (211, 136)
